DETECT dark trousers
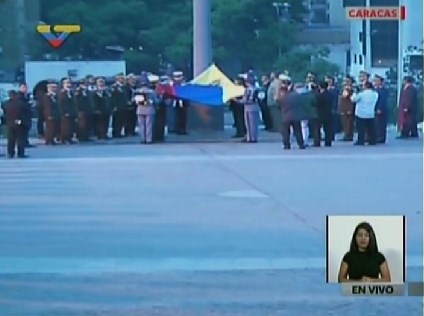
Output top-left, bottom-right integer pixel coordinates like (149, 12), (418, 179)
(37, 107), (44, 137)
(94, 114), (110, 139)
(124, 107), (137, 136)
(375, 113), (388, 143)
(7, 125), (25, 157)
(54, 119), (61, 141)
(401, 113), (418, 137)
(153, 106), (167, 142)
(340, 114), (354, 140)
(260, 104), (273, 130)
(44, 118), (59, 145)
(313, 118), (332, 146)
(332, 113), (341, 140)
(112, 110), (125, 137)
(281, 121), (304, 149)
(60, 116), (74, 143)
(24, 123), (31, 145)
(77, 112), (89, 141)
(175, 106), (188, 134)
(356, 117), (376, 145)
(233, 105), (246, 136)
(85, 114), (94, 138)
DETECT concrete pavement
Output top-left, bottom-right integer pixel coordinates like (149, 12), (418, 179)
(0, 131), (422, 315)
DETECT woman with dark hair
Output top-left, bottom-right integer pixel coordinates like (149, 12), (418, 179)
(338, 222), (391, 282)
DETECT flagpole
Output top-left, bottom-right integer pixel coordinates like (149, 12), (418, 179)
(193, 0), (212, 78)
(364, 0), (372, 71)
(396, 0), (404, 125)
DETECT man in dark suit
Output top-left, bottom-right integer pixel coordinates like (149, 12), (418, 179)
(259, 75), (273, 131)
(277, 81), (305, 150)
(397, 76), (419, 139)
(373, 75), (389, 143)
(111, 73), (128, 138)
(325, 75), (340, 140)
(3, 90), (27, 158)
(17, 83), (34, 147)
(314, 81), (333, 147)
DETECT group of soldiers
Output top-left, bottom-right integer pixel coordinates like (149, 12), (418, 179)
(0, 71), (191, 157)
(230, 70), (419, 149)
(31, 71), (190, 146)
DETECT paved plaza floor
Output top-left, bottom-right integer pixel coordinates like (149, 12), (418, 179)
(0, 131), (422, 315)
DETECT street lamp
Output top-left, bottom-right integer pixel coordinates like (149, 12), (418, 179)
(272, 2), (291, 58)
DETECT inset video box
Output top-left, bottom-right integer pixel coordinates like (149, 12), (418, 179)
(326, 215), (405, 284)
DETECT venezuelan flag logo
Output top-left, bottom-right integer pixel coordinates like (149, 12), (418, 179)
(36, 25), (81, 49)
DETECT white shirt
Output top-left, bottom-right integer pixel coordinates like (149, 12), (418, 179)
(351, 89), (379, 119)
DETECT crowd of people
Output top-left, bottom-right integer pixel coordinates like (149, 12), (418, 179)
(0, 71), (189, 158)
(0, 68), (421, 158)
(230, 70), (420, 149)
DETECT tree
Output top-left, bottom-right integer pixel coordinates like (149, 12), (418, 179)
(39, 0), (195, 72)
(273, 46), (340, 82)
(38, 0), (307, 75)
(211, 0), (306, 73)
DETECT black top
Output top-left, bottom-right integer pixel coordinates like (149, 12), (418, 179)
(342, 251), (386, 280)
(316, 90), (333, 120)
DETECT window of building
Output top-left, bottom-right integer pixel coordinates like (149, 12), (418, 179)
(307, 0), (329, 26)
(370, 20), (398, 66)
(370, 0), (398, 6)
(310, 0), (327, 6)
(343, 0), (365, 6)
(359, 55), (363, 65)
(354, 54), (357, 64)
(347, 50), (351, 67)
(309, 7), (329, 25)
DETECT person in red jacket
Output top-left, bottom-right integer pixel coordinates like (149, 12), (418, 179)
(397, 76), (419, 139)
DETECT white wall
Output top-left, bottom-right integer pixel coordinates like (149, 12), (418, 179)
(327, 215), (405, 283)
(326, 44), (349, 74)
(24, 61), (126, 91)
(349, 20), (365, 78)
(329, 0), (349, 27)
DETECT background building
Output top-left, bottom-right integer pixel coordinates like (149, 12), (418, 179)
(344, 0), (423, 82)
(294, 0), (350, 74)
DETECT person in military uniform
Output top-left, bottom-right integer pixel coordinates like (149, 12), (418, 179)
(306, 71), (317, 86)
(259, 75), (273, 131)
(111, 73), (128, 138)
(338, 83), (355, 141)
(86, 75), (97, 92)
(58, 77), (77, 144)
(358, 71), (371, 90)
(172, 71), (189, 135)
(75, 78), (93, 142)
(43, 80), (60, 145)
(151, 75), (167, 143)
(242, 71), (260, 143)
(33, 80), (48, 139)
(92, 77), (111, 140)
(124, 73), (137, 136)
(135, 73), (156, 144)
(3, 90), (28, 158)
